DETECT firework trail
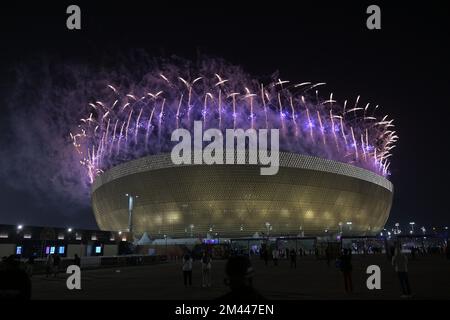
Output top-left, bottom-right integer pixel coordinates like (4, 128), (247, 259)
(71, 61), (397, 184)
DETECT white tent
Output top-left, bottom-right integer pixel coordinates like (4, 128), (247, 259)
(136, 232), (152, 245)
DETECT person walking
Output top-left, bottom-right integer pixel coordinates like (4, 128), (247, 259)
(25, 254), (35, 278)
(272, 248), (279, 266)
(45, 253), (54, 278)
(201, 252), (212, 287)
(289, 249), (297, 268)
(325, 246), (332, 267)
(339, 249), (353, 293)
(263, 249), (269, 266)
(53, 253), (61, 277)
(74, 254), (81, 267)
(392, 248), (412, 298)
(182, 253), (193, 287)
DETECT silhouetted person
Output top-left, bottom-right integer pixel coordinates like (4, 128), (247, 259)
(263, 249), (269, 266)
(339, 249), (353, 293)
(0, 255), (31, 300)
(392, 249), (412, 298)
(45, 253), (54, 278)
(289, 249), (297, 268)
(53, 254), (61, 277)
(26, 254), (35, 277)
(390, 246), (396, 258)
(74, 254), (81, 267)
(216, 255), (265, 300)
(182, 253), (193, 287)
(325, 246), (331, 267)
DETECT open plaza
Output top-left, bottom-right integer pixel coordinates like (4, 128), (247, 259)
(30, 254), (450, 300)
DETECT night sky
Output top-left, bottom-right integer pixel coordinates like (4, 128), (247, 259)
(0, 1), (449, 230)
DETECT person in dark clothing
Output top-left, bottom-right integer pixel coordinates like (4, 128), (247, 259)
(53, 254), (61, 277)
(182, 254), (193, 287)
(45, 253), (53, 278)
(263, 249), (269, 266)
(410, 247), (416, 260)
(325, 246), (332, 267)
(0, 255), (31, 300)
(339, 249), (353, 293)
(392, 249), (412, 298)
(26, 255), (35, 277)
(216, 255), (265, 301)
(74, 254), (81, 267)
(289, 249), (297, 268)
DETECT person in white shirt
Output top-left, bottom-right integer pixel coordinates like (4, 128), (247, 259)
(201, 252), (212, 287)
(272, 248), (279, 266)
(182, 253), (193, 287)
(392, 248), (412, 297)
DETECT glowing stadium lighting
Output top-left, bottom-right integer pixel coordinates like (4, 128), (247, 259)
(17, 225), (23, 230)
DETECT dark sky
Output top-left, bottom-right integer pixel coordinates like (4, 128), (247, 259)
(0, 1), (449, 230)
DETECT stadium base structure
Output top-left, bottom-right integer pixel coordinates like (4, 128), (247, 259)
(92, 152), (393, 238)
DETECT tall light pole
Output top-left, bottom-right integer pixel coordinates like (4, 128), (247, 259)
(265, 222), (271, 237)
(338, 222), (343, 235)
(164, 234), (167, 255)
(125, 194), (139, 234)
(394, 222), (400, 235)
(409, 222), (415, 235)
(346, 221), (353, 233)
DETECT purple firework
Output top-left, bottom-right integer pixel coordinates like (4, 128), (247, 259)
(71, 62), (397, 183)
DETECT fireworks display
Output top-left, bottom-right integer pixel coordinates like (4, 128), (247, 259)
(71, 62), (397, 183)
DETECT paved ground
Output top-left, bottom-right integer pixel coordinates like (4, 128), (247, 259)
(31, 255), (450, 299)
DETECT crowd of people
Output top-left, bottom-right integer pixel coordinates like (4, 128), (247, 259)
(0, 239), (448, 300)
(179, 240), (450, 299)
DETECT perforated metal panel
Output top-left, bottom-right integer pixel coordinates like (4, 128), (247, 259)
(92, 152), (393, 237)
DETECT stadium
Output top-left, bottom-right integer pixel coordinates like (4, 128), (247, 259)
(72, 63), (397, 239)
(92, 151), (393, 238)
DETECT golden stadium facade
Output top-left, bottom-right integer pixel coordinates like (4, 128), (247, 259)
(92, 152), (393, 238)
